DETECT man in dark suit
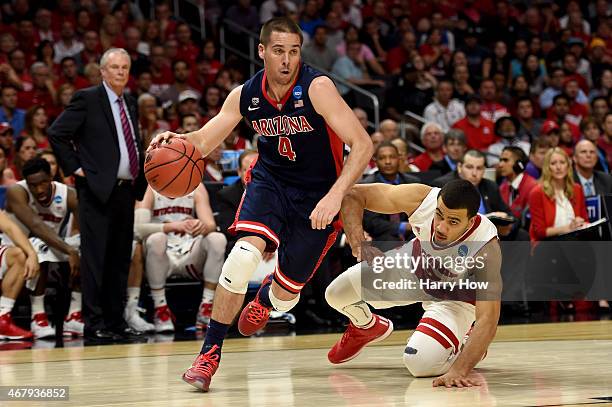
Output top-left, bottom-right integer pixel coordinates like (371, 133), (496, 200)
(429, 129), (467, 175)
(361, 142), (420, 242)
(217, 150), (259, 253)
(49, 48), (147, 342)
(573, 140), (612, 198)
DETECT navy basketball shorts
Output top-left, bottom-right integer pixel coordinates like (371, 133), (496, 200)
(229, 165), (339, 294)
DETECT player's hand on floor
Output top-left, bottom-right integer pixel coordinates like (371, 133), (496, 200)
(24, 254), (40, 280)
(147, 131), (183, 152)
(432, 370), (481, 388)
(310, 192), (342, 230)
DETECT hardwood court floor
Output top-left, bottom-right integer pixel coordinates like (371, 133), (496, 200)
(1, 320), (612, 406)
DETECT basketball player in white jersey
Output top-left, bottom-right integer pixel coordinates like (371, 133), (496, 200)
(326, 179), (502, 388)
(135, 184), (226, 332)
(4, 158), (82, 339)
(0, 211), (39, 340)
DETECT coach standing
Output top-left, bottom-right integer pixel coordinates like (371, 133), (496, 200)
(49, 48), (147, 341)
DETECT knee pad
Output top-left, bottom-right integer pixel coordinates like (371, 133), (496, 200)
(269, 287), (300, 312)
(219, 241), (262, 294)
(145, 232), (167, 257)
(402, 331), (455, 377)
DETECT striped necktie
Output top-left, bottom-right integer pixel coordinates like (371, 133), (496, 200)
(116, 97), (139, 179)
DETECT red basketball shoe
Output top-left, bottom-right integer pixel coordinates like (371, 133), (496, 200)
(196, 302), (213, 330)
(182, 345), (220, 392)
(237, 274), (273, 336)
(0, 313), (33, 340)
(328, 314), (393, 364)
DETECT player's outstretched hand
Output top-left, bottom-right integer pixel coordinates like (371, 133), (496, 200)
(147, 131), (184, 152)
(310, 192), (342, 230)
(432, 370), (481, 388)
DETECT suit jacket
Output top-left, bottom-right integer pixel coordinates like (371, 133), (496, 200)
(527, 183), (588, 242)
(216, 180), (244, 238)
(499, 173), (539, 219)
(573, 170), (612, 196)
(432, 171), (511, 214)
(360, 172), (420, 241)
(49, 84), (147, 203)
(429, 156), (455, 175)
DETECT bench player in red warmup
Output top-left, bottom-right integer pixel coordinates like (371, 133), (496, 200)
(150, 17), (373, 391)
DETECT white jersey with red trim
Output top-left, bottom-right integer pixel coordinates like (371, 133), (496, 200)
(151, 190), (196, 223)
(407, 187), (498, 296)
(14, 180), (69, 235)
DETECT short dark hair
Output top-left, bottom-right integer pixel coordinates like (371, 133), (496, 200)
(180, 113), (197, 126)
(60, 56), (77, 66)
(591, 96), (608, 108)
(553, 93), (570, 105)
(22, 157), (51, 178)
(444, 129), (466, 146)
(172, 59), (189, 71)
(438, 179), (480, 219)
(375, 141), (398, 157)
(516, 96), (533, 106)
(530, 137), (551, 154)
(260, 17), (303, 46)
(459, 149), (486, 164)
(502, 145), (528, 164)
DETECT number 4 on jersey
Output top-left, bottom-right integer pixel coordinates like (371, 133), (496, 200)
(278, 136), (296, 161)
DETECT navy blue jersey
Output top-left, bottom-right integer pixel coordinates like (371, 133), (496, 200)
(240, 63), (344, 191)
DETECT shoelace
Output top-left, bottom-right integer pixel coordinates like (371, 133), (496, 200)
(193, 353), (220, 376)
(246, 303), (269, 325)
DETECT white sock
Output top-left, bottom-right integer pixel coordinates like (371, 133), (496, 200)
(68, 291), (82, 315)
(202, 287), (215, 304)
(151, 289), (167, 308)
(30, 295), (45, 316)
(0, 296), (15, 316)
(127, 287), (140, 306)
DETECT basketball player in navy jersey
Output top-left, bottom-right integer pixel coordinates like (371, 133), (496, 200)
(150, 17), (373, 392)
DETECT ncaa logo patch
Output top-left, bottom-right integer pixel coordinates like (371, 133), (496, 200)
(293, 85), (302, 100)
(458, 244), (469, 257)
(54, 196), (63, 204)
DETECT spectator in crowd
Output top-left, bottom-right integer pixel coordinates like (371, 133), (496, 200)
(133, 70), (153, 99)
(39, 148), (67, 184)
(34, 8), (56, 43)
(0, 122), (15, 164)
(224, 126), (253, 151)
(331, 40), (385, 100)
(0, 85), (25, 137)
(22, 106), (50, 151)
(385, 31), (417, 75)
(76, 31), (101, 70)
(522, 54), (547, 96)
(423, 80), (465, 132)
(452, 64), (475, 103)
(160, 60), (200, 105)
(588, 42), (611, 97)
(53, 21), (83, 64)
(148, 45), (172, 97)
(138, 93), (169, 146)
(430, 129), (467, 175)
(525, 137), (552, 181)
(299, 0), (324, 38)
(433, 149), (511, 220)
(225, 0), (260, 34)
(99, 15), (125, 50)
(452, 94), (496, 151)
(580, 117), (609, 172)
(352, 107), (369, 131)
(361, 17), (388, 64)
(9, 136), (37, 180)
(540, 67), (587, 111)
(562, 52), (589, 94)
(573, 140), (612, 198)
(589, 68), (611, 102)
(194, 39), (223, 87)
(483, 40), (510, 81)
(600, 113), (612, 167)
(179, 113), (201, 134)
(200, 85), (222, 124)
(410, 122), (444, 171)
(8, 50), (32, 91)
(336, 25), (385, 76)
(509, 39), (528, 80)
(259, 0), (297, 25)
(56, 84), (76, 117)
(460, 26), (490, 82)
(498, 146), (538, 220)
(174, 23), (199, 67)
(547, 93), (581, 139)
(57, 56), (89, 90)
(124, 27), (149, 76)
(516, 97), (543, 143)
(154, 2), (178, 42)
(203, 144), (224, 182)
(590, 96), (609, 127)
(390, 137), (418, 173)
(386, 61), (433, 121)
(528, 147), (588, 242)
(488, 116), (530, 166)
(83, 63), (102, 86)
(361, 142), (419, 242)
(479, 78), (509, 123)
(379, 119), (399, 141)
(562, 78), (590, 122)
(302, 25), (338, 72)
(17, 62), (56, 112)
(0, 147), (16, 185)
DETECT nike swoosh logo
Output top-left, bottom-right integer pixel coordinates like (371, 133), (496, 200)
(248, 106), (260, 111)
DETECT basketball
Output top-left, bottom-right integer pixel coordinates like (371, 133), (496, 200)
(144, 137), (205, 198)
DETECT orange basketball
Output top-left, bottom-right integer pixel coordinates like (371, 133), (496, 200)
(144, 137), (205, 198)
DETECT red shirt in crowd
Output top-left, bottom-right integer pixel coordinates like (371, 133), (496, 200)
(452, 117), (497, 150)
(17, 89), (55, 111)
(598, 137), (612, 169)
(385, 47), (411, 74)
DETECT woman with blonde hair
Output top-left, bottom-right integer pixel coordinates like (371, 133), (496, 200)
(528, 147), (588, 242)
